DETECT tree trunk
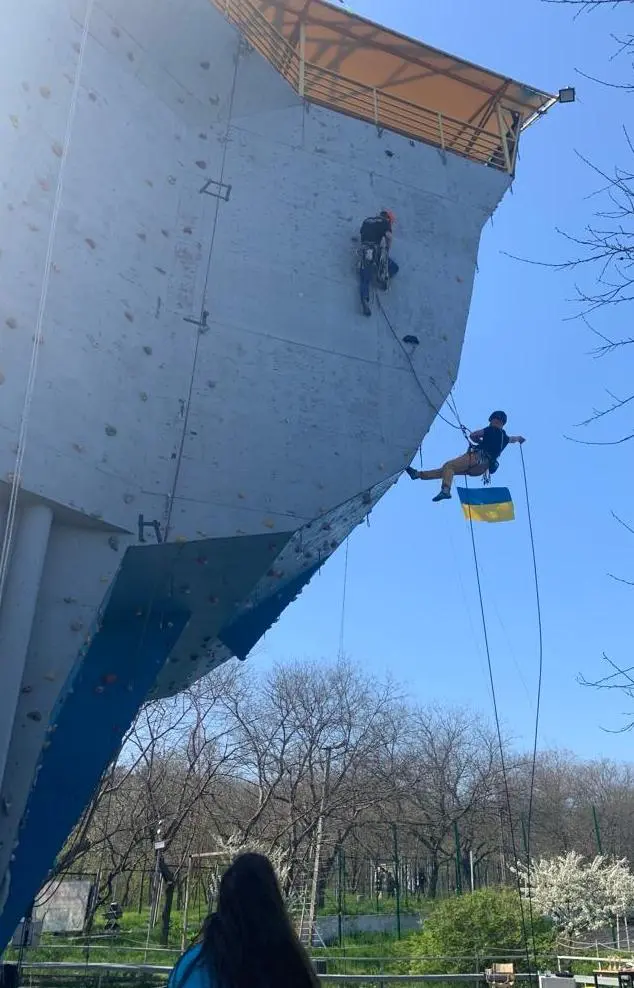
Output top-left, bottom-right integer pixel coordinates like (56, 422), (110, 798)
(161, 882), (175, 946)
(83, 878), (101, 934)
(428, 858), (440, 899)
(159, 856), (176, 947)
(138, 871), (145, 914)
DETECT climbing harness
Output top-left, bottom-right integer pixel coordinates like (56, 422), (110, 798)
(359, 239), (390, 315)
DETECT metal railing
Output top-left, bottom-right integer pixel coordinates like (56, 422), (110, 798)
(212, 0), (517, 173)
(17, 962), (535, 982)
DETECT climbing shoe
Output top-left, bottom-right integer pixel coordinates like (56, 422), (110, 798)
(362, 301), (371, 317)
(405, 467), (419, 480)
(432, 488), (451, 502)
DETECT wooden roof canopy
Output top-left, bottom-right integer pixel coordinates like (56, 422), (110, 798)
(249, 0), (557, 167)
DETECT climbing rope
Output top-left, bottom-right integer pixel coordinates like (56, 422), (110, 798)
(464, 469), (535, 979)
(376, 286), (543, 975)
(444, 386), (471, 440)
(519, 443), (544, 975)
(338, 538), (349, 660)
(0, 0), (95, 607)
(446, 378), (537, 978)
(375, 295), (464, 433)
(164, 43), (241, 538)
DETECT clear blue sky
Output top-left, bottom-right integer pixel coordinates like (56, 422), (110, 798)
(255, 0), (634, 760)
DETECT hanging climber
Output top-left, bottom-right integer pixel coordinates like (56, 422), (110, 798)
(358, 210), (399, 316)
(405, 411), (525, 502)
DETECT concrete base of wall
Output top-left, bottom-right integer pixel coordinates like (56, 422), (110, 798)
(316, 912), (422, 943)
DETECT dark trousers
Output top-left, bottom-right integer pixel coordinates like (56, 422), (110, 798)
(359, 255), (399, 303)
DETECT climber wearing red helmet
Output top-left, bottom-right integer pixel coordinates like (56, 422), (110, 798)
(358, 209), (399, 316)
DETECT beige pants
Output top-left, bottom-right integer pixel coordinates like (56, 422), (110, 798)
(417, 451), (487, 491)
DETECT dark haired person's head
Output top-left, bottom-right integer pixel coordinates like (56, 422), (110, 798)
(201, 853), (319, 988)
(489, 410), (507, 428)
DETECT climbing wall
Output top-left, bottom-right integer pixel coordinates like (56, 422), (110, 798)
(0, 0), (509, 544)
(0, 0), (512, 952)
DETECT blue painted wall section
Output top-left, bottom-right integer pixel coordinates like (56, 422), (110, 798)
(0, 527), (296, 950)
(218, 560), (322, 660)
(0, 605), (188, 952)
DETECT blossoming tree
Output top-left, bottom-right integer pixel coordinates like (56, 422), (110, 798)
(516, 852), (634, 946)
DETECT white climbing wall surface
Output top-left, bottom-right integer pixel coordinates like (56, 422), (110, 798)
(0, 0), (555, 951)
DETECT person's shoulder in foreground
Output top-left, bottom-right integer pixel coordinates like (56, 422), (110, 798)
(167, 852), (319, 988)
(168, 943), (213, 988)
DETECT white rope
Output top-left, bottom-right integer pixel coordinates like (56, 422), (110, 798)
(0, 0), (95, 605)
(337, 538), (349, 659)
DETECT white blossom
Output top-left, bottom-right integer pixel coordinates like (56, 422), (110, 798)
(207, 834), (291, 895)
(514, 852), (634, 938)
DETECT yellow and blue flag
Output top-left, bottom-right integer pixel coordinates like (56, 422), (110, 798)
(457, 486), (515, 523)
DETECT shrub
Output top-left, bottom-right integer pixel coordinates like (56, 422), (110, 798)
(400, 888), (555, 974)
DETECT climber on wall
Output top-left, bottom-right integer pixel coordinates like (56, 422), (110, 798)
(405, 411), (525, 502)
(358, 209), (399, 316)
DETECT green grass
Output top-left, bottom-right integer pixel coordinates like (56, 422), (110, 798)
(3, 910), (184, 967)
(3, 898), (426, 971)
(317, 890), (425, 916)
(5, 920), (410, 971)
(312, 932), (409, 974)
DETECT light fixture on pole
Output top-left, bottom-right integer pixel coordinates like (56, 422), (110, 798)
(558, 87), (575, 104)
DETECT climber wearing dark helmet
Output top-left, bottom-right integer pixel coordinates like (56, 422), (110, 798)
(358, 209), (399, 316)
(406, 411), (526, 502)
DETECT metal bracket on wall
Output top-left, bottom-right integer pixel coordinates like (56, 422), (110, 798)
(138, 515), (164, 544)
(199, 178), (232, 201)
(183, 310), (209, 333)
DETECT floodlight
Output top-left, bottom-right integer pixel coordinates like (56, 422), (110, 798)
(559, 87), (576, 104)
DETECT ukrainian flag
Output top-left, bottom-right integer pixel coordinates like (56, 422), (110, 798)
(457, 486), (515, 523)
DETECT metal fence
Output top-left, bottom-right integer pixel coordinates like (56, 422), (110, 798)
(67, 851), (507, 946)
(3, 960), (543, 988)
